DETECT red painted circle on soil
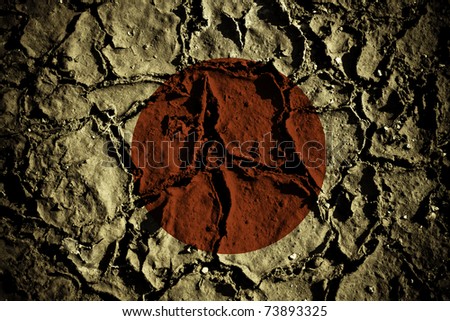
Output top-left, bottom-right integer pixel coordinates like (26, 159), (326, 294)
(131, 58), (326, 254)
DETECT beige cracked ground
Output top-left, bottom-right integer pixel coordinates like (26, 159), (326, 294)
(1, 0), (449, 300)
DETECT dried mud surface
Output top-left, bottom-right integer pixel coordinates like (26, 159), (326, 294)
(132, 58), (325, 254)
(1, 0), (449, 300)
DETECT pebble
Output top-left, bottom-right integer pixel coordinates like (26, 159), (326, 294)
(201, 267), (209, 274)
(313, 257), (324, 267)
(377, 70), (383, 77)
(335, 57), (342, 65)
(426, 212), (437, 221)
(402, 215), (408, 219)
(430, 205), (439, 212)
(289, 253), (298, 260)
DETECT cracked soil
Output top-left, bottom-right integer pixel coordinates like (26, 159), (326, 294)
(1, 0), (449, 300)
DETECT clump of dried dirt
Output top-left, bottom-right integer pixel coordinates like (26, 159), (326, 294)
(1, 0), (449, 300)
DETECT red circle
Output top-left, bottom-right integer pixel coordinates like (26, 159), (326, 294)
(132, 58), (326, 254)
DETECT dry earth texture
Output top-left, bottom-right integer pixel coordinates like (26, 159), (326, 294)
(1, 0), (449, 300)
